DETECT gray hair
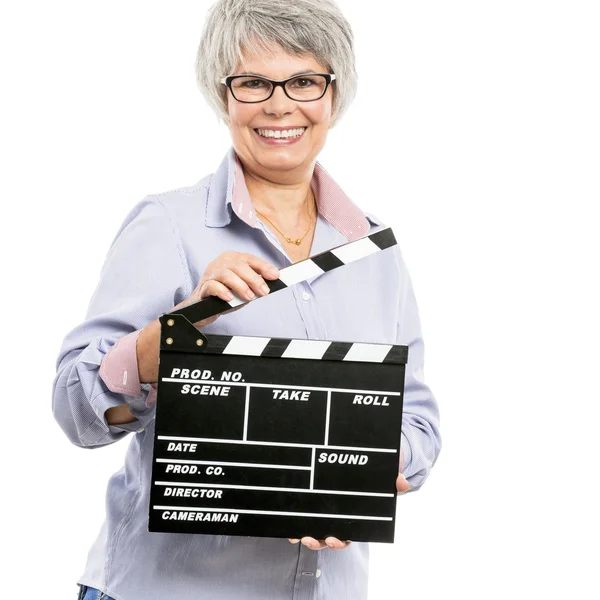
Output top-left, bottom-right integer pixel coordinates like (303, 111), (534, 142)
(195, 0), (358, 128)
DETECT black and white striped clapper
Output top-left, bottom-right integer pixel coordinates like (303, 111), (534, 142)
(148, 227), (409, 543)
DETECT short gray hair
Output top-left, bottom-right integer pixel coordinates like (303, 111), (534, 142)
(195, 0), (358, 128)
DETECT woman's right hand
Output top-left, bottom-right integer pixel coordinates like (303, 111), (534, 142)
(136, 252), (281, 386)
(172, 251), (281, 328)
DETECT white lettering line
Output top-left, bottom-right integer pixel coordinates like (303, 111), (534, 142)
(161, 378), (400, 396)
(243, 386), (249, 442)
(324, 390), (331, 446)
(156, 458), (310, 470)
(157, 436), (397, 454)
(154, 481), (395, 498)
(310, 448), (315, 490)
(153, 505), (393, 522)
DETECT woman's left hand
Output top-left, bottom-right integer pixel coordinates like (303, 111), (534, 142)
(288, 473), (410, 550)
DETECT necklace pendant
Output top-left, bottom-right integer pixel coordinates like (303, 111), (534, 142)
(295, 239), (301, 245)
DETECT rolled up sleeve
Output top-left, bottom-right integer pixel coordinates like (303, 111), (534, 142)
(51, 196), (192, 448)
(395, 249), (442, 491)
(99, 329), (144, 396)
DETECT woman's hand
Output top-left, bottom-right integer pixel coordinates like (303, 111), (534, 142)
(136, 252), (280, 387)
(172, 251), (280, 327)
(287, 473), (410, 550)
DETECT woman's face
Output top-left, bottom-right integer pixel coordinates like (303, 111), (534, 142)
(225, 44), (333, 181)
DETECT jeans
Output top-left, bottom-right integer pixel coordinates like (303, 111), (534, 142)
(77, 584), (116, 600)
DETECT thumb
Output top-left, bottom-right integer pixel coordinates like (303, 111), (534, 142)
(397, 472), (410, 493)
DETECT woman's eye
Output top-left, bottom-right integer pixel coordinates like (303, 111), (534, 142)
(241, 79), (267, 89)
(292, 78), (314, 88)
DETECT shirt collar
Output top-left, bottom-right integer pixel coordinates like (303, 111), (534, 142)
(205, 146), (381, 239)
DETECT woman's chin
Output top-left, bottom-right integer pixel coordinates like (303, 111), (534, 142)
(250, 148), (308, 171)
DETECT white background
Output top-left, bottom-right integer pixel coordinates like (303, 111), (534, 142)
(1, 1), (599, 598)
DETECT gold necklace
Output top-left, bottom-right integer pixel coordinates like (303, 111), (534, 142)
(254, 190), (316, 246)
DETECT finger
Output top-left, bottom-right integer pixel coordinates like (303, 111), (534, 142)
(288, 538), (301, 544)
(211, 268), (256, 301)
(301, 537), (327, 551)
(230, 262), (271, 296)
(396, 472), (410, 493)
(198, 280), (235, 302)
(325, 537), (351, 550)
(243, 254), (280, 279)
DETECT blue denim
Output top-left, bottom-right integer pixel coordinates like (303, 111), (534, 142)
(77, 584), (116, 600)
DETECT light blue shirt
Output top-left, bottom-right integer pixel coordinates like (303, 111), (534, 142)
(52, 147), (441, 600)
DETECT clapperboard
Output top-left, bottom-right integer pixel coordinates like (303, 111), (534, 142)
(148, 227), (409, 543)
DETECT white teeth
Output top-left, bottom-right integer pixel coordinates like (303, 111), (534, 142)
(257, 127), (306, 139)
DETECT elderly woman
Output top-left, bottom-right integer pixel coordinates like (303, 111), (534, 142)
(53, 0), (441, 598)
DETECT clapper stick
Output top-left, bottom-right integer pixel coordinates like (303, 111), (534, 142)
(165, 226), (397, 325)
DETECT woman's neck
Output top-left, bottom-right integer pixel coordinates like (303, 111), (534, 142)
(243, 165), (316, 227)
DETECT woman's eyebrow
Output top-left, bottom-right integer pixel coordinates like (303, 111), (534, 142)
(237, 69), (319, 78)
(288, 69), (318, 77)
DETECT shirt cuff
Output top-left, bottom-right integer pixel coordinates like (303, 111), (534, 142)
(144, 382), (159, 409)
(99, 330), (143, 396)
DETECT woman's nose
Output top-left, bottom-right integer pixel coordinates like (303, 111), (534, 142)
(262, 84), (296, 117)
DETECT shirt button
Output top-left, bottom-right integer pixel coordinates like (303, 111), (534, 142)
(302, 292), (311, 301)
(316, 569), (322, 578)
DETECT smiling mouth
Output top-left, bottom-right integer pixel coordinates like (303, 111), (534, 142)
(254, 127), (307, 139)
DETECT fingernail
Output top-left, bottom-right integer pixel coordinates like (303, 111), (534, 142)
(289, 538), (300, 544)
(260, 284), (269, 295)
(225, 292), (234, 301)
(269, 268), (279, 277)
(246, 290), (255, 300)
(327, 541), (335, 548)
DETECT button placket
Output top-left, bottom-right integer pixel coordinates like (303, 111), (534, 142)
(253, 219), (327, 342)
(294, 284), (325, 341)
(294, 544), (319, 599)
(255, 219), (293, 267)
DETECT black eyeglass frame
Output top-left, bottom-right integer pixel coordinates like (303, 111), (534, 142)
(220, 73), (336, 103)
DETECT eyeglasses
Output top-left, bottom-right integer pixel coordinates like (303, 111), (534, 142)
(220, 73), (336, 103)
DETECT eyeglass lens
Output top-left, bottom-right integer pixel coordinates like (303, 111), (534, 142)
(231, 75), (328, 102)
